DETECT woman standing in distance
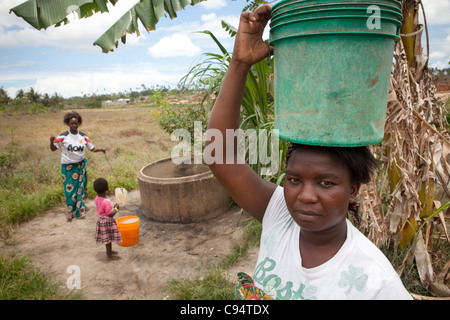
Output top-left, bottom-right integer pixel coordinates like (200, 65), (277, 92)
(50, 111), (106, 221)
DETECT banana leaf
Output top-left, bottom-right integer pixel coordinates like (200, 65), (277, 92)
(95, 0), (205, 52)
(221, 20), (236, 37)
(9, 0), (118, 29)
(10, 0), (205, 53)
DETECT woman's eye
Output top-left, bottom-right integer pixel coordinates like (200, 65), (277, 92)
(287, 177), (300, 184)
(319, 180), (334, 187)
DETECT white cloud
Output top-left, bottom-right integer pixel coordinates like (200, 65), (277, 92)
(1, 0), (144, 52)
(199, 0), (227, 10)
(415, 1), (450, 68)
(200, 13), (239, 37)
(147, 33), (201, 58)
(421, 1), (450, 25)
(430, 50), (446, 60)
(147, 12), (240, 43)
(5, 86), (21, 99)
(1, 0), (32, 28)
(196, 12), (269, 42)
(428, 29), (450, 68)
(419, 1), (450, 68)
(5, 64), (184, 98)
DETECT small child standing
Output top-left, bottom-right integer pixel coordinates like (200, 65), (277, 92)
(94, 177), (122, 261)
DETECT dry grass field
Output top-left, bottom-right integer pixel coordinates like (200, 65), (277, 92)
(0, 105), (257, 299)
(0, 106), (177, 203)
(0, 105), (180, 238)
(0, 106), (175, 183)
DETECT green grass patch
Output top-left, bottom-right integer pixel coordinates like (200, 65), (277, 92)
(0, 253), (79, 300)
(167, 268), (236, 300)
(167, 217), (262, 300)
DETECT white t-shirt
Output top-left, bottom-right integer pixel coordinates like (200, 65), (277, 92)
(53, 130), (95, 164)
(252, 186), (412, 300)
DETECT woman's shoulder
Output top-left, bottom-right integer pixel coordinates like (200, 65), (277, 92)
(262, 186), (292, 227)
(347, 222), (397, 272)
(53, 131), (69, 143)
(264, 186), (285, 214)
(78, 131), (92, 143)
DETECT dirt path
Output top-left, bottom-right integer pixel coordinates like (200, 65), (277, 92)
(0, 190), (258, 300)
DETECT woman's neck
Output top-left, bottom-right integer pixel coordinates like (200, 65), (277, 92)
(299, 219), (347, 268)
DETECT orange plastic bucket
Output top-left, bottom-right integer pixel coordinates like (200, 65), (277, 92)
(116, 216), (140, 247)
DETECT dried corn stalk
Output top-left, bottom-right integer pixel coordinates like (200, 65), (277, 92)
(360, 172), (389, 247)
(360, 0), (450, 297)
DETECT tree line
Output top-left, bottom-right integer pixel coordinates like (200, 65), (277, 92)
(431, 66), (450, 81)
(0, 84), (187, 114)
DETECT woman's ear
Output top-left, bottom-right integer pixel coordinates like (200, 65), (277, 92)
(350, 182), (361, 200)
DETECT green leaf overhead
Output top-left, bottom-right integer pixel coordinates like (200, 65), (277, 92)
(221, 20), (237, 37)
(10, 0), (205, 53)
(9, 0), (118, 30)
(94, 0), (204, 53)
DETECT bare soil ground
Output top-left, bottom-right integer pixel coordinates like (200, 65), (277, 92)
(0, 190), (258, 300)
(0, 105), (259, 300)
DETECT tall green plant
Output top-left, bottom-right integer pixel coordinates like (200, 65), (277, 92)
(179, 22), (288, 183)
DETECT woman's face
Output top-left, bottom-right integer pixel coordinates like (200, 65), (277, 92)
(68, 117), (79, 134)
(284, 148), (359, 233)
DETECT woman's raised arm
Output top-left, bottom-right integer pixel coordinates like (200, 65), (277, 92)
(206, 5), (276, 222)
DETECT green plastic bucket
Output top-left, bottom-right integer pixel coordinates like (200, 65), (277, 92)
(271, 8), (403, 26)
(272, 0), (402, 16)
(272, 2), (402, 17)
(270, 15), (402, 39)
(272, 4), (402, 14)
(269, 0), (402, 146)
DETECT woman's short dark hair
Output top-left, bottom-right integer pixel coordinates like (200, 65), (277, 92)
(285, 143), (378, 184)
(93, 177), (109, 194)
(64, 111), (82, 125)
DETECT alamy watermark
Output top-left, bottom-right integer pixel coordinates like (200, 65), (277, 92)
(170, 121), (280, 176)
(66, 265), (81, 290)
(367, 5), (381, 30)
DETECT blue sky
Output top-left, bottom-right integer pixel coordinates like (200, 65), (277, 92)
(1, 0), (449, 98)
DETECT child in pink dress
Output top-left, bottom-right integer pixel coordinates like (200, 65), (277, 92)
(94, 177), (122, 260)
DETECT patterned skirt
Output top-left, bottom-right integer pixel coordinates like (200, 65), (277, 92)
(61, 159), (88, 219)
(95, 216), (122, 244)
(235, 272), (273, 300)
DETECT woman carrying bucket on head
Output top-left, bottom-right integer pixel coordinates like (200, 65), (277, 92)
(208, 4), (411, 300)
(93, 177), (122, 261)
(49, 111), (106, 221)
